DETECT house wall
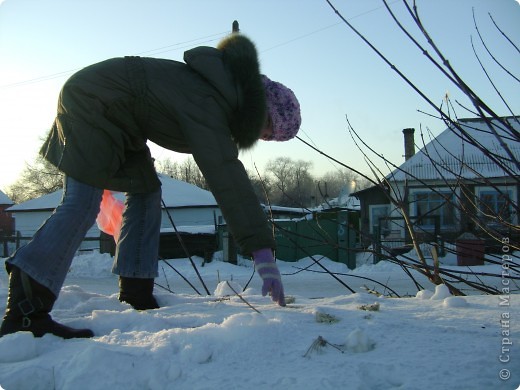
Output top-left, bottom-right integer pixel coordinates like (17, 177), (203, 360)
(401, 180), (519, 234)
(160, 207), (222, 230)
(12, 211), (50, 238)
(9, 206), (223, 255)
(392, 180), (518, 249)
(11, 211), (102, 251)
(356, 179), (519, 250)
(401, 182), (462, 231)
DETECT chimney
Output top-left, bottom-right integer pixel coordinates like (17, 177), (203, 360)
(402, 128), (415, 161)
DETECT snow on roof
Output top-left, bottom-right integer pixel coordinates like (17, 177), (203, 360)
(7, 174), (217, 212)
(160, 225), (216, 234)
(158, 174), (217, 208)
(390, 117), (520, 181)
(261, 204), (309, 215)
(0, 189), (14, 205)
(7, 190), (64, 211)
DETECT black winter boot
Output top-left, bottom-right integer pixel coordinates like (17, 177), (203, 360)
(118, 277), (159, 310)
(0, 265), (94, 339)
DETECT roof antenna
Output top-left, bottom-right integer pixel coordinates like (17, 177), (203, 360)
(232, 20), (240, 33)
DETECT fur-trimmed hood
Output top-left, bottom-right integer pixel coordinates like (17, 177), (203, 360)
(184, 34), (266, 149)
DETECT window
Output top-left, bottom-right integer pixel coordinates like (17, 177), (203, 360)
(369, 204), (390, 234)
(475, 187), (516, 225)
(411, 190), (457, 228)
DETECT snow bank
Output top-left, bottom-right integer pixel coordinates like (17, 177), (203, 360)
(0, 252), (517, 389)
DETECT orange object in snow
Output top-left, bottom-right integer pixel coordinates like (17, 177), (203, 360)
(96, 190), (125, 242)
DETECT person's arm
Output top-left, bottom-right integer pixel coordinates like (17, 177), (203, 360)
(180, 101), (275, 254)
(178, 103), (285, 306)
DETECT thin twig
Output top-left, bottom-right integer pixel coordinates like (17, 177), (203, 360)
(162, 199), (211, 295)
(161, 258), (201, 296)
(225, 280), (262, 314)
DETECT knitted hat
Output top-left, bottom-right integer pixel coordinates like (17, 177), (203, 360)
(261, 75), (301, 141)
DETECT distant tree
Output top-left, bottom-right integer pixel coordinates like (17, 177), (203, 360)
(7, 155), (63, 203)
(265, 157), (314, 207)
(317, 168), (357, 200)
(7, 154), (211, 204)
(155, 157), (182, 179)
(155, 156), (208, 190)
(284, 159), (314, 207)
(246, 168), (272, 205)
(265, 157), (292, 205)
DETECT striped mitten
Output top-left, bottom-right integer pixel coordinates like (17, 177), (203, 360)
(253, 248), (286, 306)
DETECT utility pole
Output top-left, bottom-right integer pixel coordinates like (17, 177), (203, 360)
(232, 20), (239, 33)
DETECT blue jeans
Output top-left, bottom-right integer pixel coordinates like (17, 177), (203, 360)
(7, 176), (161, 297)
(112, 188), (162, 278)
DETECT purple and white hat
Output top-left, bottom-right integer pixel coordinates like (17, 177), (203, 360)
(261, 75), (301, 141)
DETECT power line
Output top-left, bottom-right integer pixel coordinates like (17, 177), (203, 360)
(134, 31), (228, 56)
(261, 0), (399, 53)
(1, 2), (397, 90)
(0, 68), (82, 89)
(0, 31), (228, 89)
(298, 127), (346, 174)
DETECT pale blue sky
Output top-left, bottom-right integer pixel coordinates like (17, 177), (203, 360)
(1, 0), (519, 193)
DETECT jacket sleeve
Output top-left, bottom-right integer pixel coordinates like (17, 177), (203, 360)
(179, 99), (275, 255)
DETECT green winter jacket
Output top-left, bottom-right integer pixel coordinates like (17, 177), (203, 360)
(40, 34), (275, 254)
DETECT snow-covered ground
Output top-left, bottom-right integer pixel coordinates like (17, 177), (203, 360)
(0, 250), (518, 390)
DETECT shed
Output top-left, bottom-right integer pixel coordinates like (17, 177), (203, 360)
(0, 189), (15, 237)
(6, 174), (222, 256)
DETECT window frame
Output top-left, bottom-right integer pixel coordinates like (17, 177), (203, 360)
(369, 204), (391, 235)
(409, 188), (459, 230)
(474, 186), (517, 225)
